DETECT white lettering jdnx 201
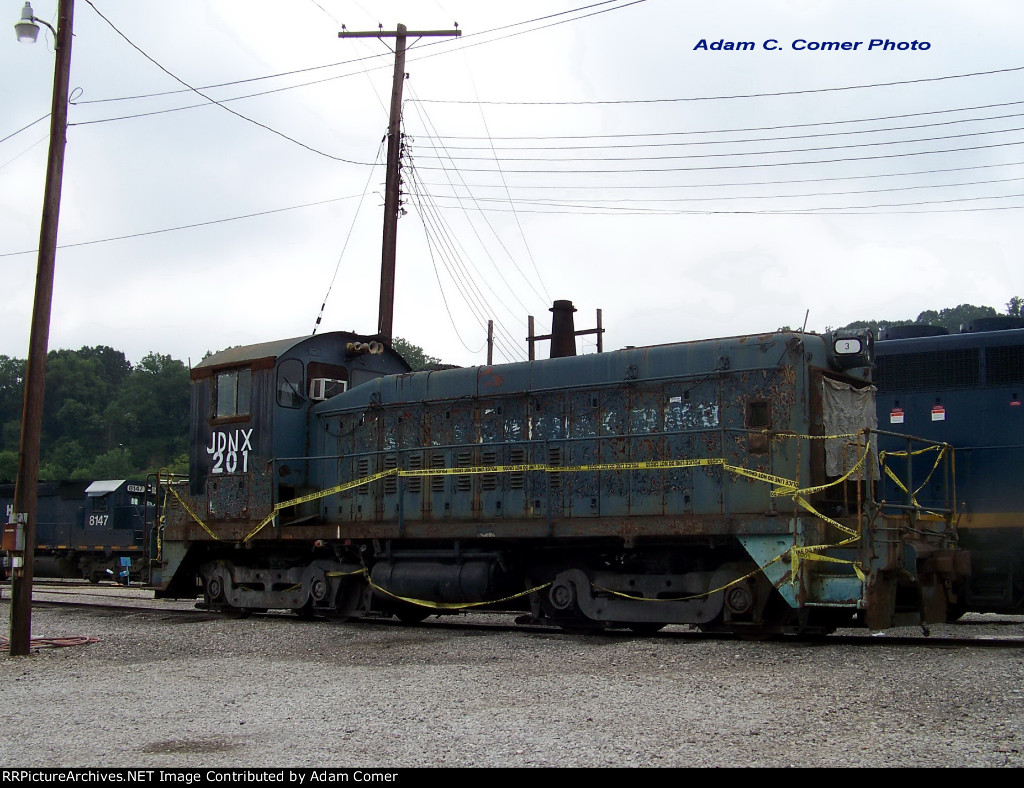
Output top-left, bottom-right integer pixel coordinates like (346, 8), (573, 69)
(206, 428), (254, 474)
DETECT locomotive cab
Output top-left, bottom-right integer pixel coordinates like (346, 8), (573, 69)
(154, 332), (409, 592)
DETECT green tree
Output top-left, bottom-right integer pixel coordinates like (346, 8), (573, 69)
(41, 348), (125, 456)
(836, 317), (913, 337)
(109, 353), (190, 473)
(38, 438), (87, 481)
(391, 337), (443, 371)
(3, 345), (190, 480)
(0, 449), (17, 482)
(84, 447), (135, 480)
(0, 355), (26, 454)
(914, 304), (997, 332)
(839, 300), (1021, 336)
(163, 453), (189, 476)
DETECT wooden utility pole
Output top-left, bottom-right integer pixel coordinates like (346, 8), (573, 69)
(8, 0), (75, 656)
(339, 23), (460, 346)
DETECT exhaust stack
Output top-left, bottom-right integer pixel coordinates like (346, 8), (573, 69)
(549, 300), (578, 358)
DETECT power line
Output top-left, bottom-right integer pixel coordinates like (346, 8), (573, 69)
(408, 88), (552, 312)
(312, 139), (387, 336)
(421, 109), (1024, 152)
(411, 137), (1024, 174)
(72, 1), (644, 109)
(0, 114), (50, 145)
(407, 160), (525, 360)
(414, 126), (1024, 164)
(0, 192), (373, 258)
(404, 191), (1024, 216)
(412, 65), (1024, 105)
(416, 159), (1024, 191)
(414, 174), (1024, 206)
(413, 98), (1024, 141)
(81, 0), (373, 165)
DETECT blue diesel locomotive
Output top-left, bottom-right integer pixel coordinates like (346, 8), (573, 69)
(874, 317), (1024, 617)
(150, 322), (965, 636)
(1, 478), (154, 584)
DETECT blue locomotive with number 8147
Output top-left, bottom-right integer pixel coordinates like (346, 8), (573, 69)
(1, 478), (154, 584)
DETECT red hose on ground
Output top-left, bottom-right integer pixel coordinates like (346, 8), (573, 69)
(0, 635), (99, 649)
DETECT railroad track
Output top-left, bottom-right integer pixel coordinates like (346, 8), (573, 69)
(8, 578), (1024, 648)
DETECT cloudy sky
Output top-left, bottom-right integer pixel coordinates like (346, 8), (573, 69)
(2, 0), (1022, 368)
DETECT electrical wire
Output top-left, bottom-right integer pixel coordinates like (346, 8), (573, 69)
(416, 159), (1024, 192)
(70, 1), (644, 114)
(412, 65), (1024, 105)
(312, 140), (387, 336)
(416, 174), (1024, 206)
(0, 113), (50, 145)
(418, 111), (1024, 155)
(413, 98), (1024, 142)
(0, 193), (370, 258)
(448, 70), (552, 305)
(410, 137), (1024, 174)
(81, 0), (373, 165)
(413, 124), (1024, 163)
(0, 134), (49, 172)
(407, 91), (552, 318)
(408, 162), (525, 361)
(406, 155), (526, 361)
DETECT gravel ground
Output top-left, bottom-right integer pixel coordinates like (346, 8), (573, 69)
(0, 591), (1022, 769)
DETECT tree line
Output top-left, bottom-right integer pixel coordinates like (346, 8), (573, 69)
(0, 347), (191, 483)
(836, 297), (1022, 336)
(0, 337), (441, 483)
(1, 302), (1019, 483)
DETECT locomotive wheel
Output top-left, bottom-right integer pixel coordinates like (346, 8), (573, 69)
(206, 573), (225, 601)
(544, 574), (603, 633)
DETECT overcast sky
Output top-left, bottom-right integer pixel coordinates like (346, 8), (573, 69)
(2, 0), (1022, 368)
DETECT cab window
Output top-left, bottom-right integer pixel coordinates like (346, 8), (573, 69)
(277, 359), (305, 408)
(216, 368), (251, 418)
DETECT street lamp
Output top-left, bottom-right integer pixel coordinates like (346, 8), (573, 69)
(14, 2), (53, 43)
(6, 0), (74, 656)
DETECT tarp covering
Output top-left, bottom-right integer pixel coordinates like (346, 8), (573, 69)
(822, 377), (877, 477)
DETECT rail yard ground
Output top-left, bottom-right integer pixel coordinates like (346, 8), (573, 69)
(0, 585), (1023, 769)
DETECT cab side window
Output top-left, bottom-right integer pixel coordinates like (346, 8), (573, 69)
(277, 359), (305, 408)
(215, 368), (251, 418)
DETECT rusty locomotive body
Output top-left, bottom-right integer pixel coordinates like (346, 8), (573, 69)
(152, 325), (965, 636)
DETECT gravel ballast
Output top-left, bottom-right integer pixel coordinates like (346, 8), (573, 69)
(1, 594), (1022, 769)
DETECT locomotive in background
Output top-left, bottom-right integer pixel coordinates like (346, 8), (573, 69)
(0, 478), (154, 584)
(874, 317), (1024, 617)
(147, 307), (966, 637)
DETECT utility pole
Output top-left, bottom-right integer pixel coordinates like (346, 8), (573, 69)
(7, 0), (75, 656)
(339, 23), (460, 347)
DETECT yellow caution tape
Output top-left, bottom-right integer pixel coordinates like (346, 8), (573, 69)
(163, 427), (929, 597)
(366, 572), (551, 611)
(166, 484), (225, 542)
(167, 440), (878, 544)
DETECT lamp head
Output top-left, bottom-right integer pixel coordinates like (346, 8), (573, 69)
(15, 2), (39, 43)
